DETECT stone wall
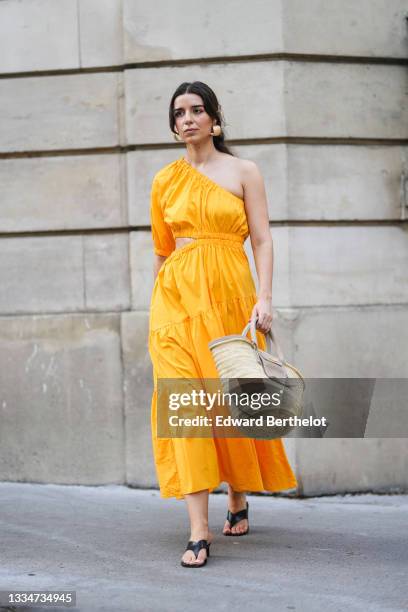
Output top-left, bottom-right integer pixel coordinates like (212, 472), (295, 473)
(0, 0), (407, 495)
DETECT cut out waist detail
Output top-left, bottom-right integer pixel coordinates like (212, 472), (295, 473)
(175, 237), (195, 249)
(160, 235), (246, 269)
(174, 231), (245, 250)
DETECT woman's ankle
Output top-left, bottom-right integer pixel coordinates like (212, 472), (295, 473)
(190, 523), (209, 541)
(227, 488), (247, 511)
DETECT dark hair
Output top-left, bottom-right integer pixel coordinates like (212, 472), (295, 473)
(169, 81), (235, 157)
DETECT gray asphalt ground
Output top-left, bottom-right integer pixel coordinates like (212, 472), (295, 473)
(0, 482), (407, 612)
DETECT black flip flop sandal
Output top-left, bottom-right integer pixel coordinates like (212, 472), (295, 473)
(180, 539), (211, 567)
(224, 501), (249, 536)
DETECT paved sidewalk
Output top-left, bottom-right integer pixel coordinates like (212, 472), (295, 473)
(0, 482), (407, 612)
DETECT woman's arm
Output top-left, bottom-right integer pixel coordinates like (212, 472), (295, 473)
(241, 159), (274, 333)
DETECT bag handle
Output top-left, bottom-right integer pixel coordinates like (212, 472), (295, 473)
(241, 315), (285, 364)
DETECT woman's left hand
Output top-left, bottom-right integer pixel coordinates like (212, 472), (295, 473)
(251, 297), (273, 334)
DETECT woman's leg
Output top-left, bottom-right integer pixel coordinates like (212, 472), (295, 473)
(181, 489), (214, 565)
(223, 484), (248, 535)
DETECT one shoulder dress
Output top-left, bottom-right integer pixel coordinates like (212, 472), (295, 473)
(148, 155), (298, 500)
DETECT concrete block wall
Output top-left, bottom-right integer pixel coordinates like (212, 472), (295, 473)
(0, 0), (407, 495)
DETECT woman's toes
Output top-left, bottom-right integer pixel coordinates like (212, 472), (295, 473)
(197, 550), (207, 564)
(231, 520), (247, 534)
(182, 548), (207, 565)
(182, 551), (194, 565)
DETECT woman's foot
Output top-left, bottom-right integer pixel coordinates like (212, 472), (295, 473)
(181, 530), (213, 566)
(223, 488), (248, 535)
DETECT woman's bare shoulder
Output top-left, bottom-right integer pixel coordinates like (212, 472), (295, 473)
(233, 157), (263, 192)
(236, 156), (259, 172)
(218, 153), (259, 173)
(216, 154), (262, 195)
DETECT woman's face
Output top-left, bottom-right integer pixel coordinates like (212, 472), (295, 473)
(173, 93), (215, 142)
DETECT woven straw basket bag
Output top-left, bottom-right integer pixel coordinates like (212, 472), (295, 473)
(208, 316), (305, 439)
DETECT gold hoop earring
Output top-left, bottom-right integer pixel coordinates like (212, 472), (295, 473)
(210, 124), (222, 137)
(173, 131), (183, 142)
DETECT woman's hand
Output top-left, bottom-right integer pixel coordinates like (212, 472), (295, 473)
(251, 297), (273, 334)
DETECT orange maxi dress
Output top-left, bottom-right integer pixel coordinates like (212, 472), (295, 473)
(148, 155), (298, 500)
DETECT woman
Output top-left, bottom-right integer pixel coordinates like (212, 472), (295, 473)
(148, 81), (298, 568)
